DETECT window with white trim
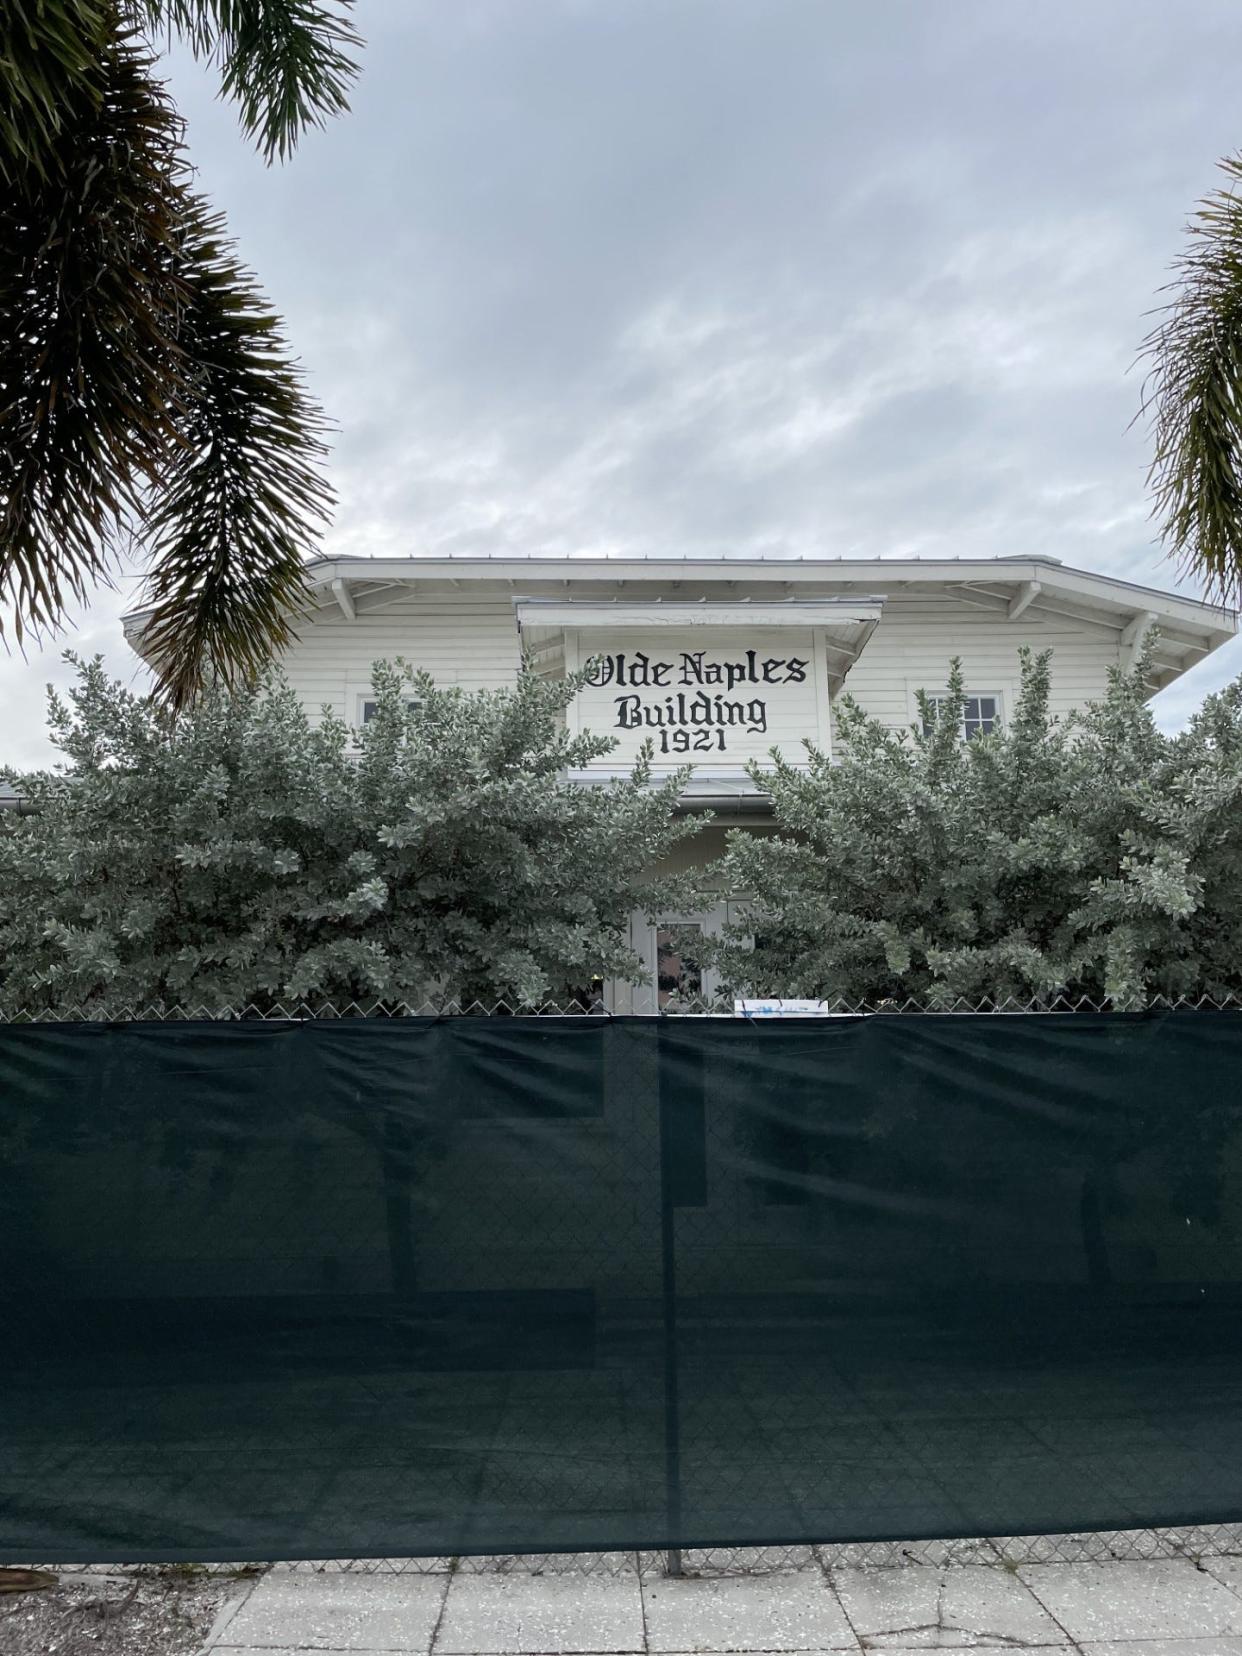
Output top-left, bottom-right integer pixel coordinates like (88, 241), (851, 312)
(357, 695), (421, 725)
(922, 692), (1002, 741)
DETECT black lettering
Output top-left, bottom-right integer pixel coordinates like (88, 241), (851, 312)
(610, 650), (791, 733)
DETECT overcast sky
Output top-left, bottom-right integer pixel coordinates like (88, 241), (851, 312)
(6, 0), (1242, 767)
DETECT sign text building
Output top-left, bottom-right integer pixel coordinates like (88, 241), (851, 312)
(573, 629), (821, 766)
(515, 598), (886, 775)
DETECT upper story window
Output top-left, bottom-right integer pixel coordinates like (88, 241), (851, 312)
(357, 695), (421, 725)
(922, 693), (1001, 741)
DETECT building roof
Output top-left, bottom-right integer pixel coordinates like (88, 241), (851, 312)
(124, 551), (1239, 694)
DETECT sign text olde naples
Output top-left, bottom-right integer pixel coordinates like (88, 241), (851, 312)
(584, 648), (809, 755)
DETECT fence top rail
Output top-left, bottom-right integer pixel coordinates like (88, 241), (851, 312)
(4, 994), (1242, 1022)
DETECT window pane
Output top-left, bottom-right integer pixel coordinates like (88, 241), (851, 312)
(657, 924), (703, 1009)
(964, 696), (999, 740)
(359, 697), (419, 724)
(924, 692), (1000, 741)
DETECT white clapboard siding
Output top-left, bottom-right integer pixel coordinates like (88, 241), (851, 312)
(277, 594), (521, 724)
(838, 593), (1119, 740)
(274, 583), (1123, 744)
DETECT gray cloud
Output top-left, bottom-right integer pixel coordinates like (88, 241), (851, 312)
(5, 0), (1242, 765)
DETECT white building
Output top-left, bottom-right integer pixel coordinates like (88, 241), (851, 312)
(125, 553), (1237, 1009)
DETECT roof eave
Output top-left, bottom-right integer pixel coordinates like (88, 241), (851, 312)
(298, 554), (1237, 633)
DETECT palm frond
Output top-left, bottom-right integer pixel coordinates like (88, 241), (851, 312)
(0, 0), (111, 184)
(140, 0), (361, 160)
(1141, 155), (1242, 606)
(1, 12), (333, 703)
(137, 200), (332, 709)
(0, 19), (189, 640)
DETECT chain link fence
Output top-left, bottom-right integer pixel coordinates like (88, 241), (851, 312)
(7, 998), (1242, 1579)
(5, 992), (1242, 1020)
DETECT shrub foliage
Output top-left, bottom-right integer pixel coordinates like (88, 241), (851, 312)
(702, 647), (1242, 1007)
(0, 657), (695, 1012)
(6, 646), (1242, 1014)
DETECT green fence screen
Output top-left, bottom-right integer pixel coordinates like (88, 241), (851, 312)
(3, 1012), (1242, 1561)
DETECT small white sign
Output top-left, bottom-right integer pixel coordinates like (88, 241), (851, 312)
(734, 999), (836, 1018)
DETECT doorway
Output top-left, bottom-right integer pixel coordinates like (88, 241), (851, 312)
(611, 904), (733, 1013)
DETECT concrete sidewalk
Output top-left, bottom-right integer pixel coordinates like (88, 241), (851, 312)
(200, 1552), (1242, 1655)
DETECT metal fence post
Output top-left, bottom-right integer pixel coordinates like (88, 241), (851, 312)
(657, 1020), (684, 1577)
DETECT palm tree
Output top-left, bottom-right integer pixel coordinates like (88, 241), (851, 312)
(1143, 156), (1242, 609)
(1, 0), (361, 706)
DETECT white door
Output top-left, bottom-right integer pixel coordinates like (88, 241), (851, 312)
(610, 904), (732, 1013)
